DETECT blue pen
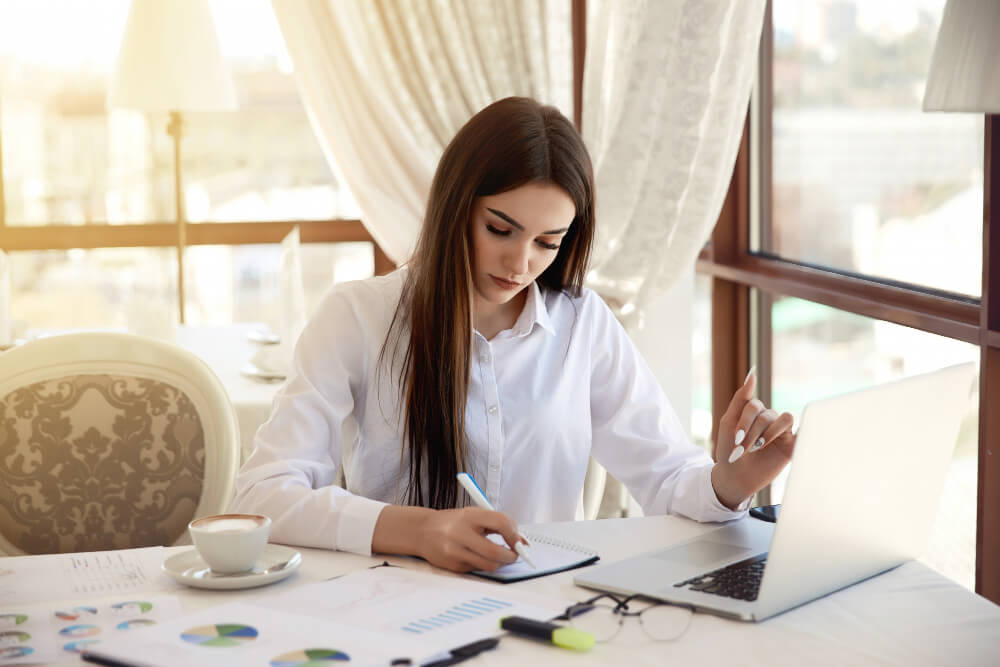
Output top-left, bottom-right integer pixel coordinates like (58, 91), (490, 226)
(457, 472), (536, 568)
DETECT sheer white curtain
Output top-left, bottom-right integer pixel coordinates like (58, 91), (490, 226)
(270, 0), (572, 264)
(580, 0), (764, 517)
(583, 0), (765, 322)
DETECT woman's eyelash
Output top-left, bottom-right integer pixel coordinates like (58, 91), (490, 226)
(486, 222), (559, 250)
(486, 223), (511, 236)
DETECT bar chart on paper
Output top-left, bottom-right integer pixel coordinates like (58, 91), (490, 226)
(265, 567), (570, 650)
(400, 596), (514, 634)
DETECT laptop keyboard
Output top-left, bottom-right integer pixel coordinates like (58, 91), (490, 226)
(673, 553), (768, 602)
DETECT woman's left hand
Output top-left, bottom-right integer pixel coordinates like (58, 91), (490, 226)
(711, 368), (796, 510)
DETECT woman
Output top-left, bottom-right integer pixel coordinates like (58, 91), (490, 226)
(230, 97), (795, 573)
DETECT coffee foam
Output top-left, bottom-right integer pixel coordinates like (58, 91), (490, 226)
(194, 517), (264, 533)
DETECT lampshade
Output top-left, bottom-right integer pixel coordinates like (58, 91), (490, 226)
(108, 0), (237, 112)
(923, 0), (1000, 112)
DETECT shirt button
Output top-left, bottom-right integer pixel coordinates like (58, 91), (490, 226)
(480, 353), (490, 363)
(488, 405), (498, 415)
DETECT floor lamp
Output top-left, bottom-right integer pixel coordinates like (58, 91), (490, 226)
(108, 0), (237, 324)
(923, 0), (1000, 598)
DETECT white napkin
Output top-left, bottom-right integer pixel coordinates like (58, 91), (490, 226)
(0, 250), (11, 346)
(276, 225), (307, 370)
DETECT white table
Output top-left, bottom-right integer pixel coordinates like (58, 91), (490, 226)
(17, 515), (1000, 666)
(174, 324), (284, 463)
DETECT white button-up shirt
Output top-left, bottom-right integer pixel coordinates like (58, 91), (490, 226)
(231, 270), (743, 555)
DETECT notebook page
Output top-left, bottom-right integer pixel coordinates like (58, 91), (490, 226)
(475, 533), (599, 581)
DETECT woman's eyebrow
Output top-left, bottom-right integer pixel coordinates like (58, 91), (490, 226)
(486, 207), (569, 235)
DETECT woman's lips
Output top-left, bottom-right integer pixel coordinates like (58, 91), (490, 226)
(490, 275), (520, 290)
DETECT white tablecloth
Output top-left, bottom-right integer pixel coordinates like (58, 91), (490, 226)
(175, 324), (283, 463)
(13, 515), (1000, 666)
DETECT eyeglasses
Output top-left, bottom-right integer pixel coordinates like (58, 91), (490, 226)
(563, 593), (694, 642)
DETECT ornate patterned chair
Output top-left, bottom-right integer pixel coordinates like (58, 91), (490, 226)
(0, 332), (239, 555)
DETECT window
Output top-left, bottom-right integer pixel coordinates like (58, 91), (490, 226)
(185, 242), (374, 328)
(767, 0), (982, 297)
(0, 0), (379, 334)
(7, 248), (175, 335)
(698, 0), (999, 602)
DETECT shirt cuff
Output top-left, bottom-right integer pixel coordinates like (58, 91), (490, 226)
(335, 496), (389, 556)
(700, 464), (751, 520)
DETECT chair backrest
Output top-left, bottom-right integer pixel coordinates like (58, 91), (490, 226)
(582, 457), (607, 520)
(0, 332), (239, 555)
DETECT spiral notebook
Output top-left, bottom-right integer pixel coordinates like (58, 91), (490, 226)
(471, 533), (600, 583)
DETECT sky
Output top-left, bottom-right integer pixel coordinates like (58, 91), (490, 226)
(773, 0), (945, 43)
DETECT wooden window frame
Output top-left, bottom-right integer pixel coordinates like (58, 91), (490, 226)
(0, 218), (396, 309)
(0, 220), (394, 275)
(699, 9), (999, 604)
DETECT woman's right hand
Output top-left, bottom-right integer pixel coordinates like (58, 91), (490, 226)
(417, 507), (524, 572)
(373, 505), (523, 573)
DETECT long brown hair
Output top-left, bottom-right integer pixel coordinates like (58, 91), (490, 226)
(381, 96), (595, 509)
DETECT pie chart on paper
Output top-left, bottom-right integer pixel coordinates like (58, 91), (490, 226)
(180, 624), (259, 647)
(0, 630), (31, 644)
(0, 647), (34, 659)
(270, 647), (351, 665)
(58, 625), (100, 638)
(0, 614), (29, 626)
(63, 639), (100, 654)
(55, 606), (98, 621)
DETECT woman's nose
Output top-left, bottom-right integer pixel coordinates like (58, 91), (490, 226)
(505, 244), (530, 274)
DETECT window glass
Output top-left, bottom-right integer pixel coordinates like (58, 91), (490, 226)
(8, 248), (175, 336)
(768, 0), (982, 297)
(184, 242), (374, 328)
(0, 0), (357, 226)
(769, 293), (977, 590)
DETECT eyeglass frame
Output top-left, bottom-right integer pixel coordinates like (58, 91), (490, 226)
(560, 593), (695, 642)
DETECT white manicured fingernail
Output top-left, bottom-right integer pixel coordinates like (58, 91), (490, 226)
(744, 366), (757, 385)
(728, 445), (745, 464)
(749, 437), (765, 452)
(735, 429), (746, 446)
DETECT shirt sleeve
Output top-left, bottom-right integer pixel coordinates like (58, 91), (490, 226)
(228, 283), (388, 555)
(584, 293), (748, 523)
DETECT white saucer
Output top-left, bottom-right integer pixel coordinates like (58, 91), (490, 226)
(247, 327), (280, 345)
(162, 544), (301, 590)
(240, 362), (286, 383)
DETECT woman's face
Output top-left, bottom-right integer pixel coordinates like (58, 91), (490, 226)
(469, 181), (576, 312)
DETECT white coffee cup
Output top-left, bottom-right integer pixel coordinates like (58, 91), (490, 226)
(188, 513), (271, 574)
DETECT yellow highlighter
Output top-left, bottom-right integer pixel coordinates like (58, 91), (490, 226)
(500, 616), (595, 651)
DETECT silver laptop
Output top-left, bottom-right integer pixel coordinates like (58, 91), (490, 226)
(575, 362), (976, 622)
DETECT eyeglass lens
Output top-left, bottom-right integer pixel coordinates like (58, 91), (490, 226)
(567, 599), (692, 642)
(566, 603), (622, 642)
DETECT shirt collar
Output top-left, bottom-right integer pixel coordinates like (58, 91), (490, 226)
(509, 281), (556, 337)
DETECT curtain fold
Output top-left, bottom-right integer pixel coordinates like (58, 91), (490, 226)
(582, 0), (766, 321)
(270, 0), (571, 263)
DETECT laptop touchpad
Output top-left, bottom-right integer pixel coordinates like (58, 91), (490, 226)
(653, 540), (751, 566)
